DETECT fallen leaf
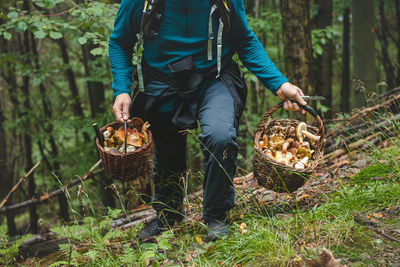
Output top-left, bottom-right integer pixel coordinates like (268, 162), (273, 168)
(298, 194), (310, 200)
(305, 248), (341, 267)
(195, 235), (203, 245)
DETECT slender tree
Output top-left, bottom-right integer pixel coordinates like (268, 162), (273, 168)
(352, 0), (376, 108)
(314, 0), (333, 118)
(341, 7), (351, 113)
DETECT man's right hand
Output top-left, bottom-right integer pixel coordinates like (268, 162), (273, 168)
(112, 93), (132, 123)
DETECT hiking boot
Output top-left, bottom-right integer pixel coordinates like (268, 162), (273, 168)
(138, 219), (165, 241)
(139, 208), (185, 241)
(207, 220), (230, 241)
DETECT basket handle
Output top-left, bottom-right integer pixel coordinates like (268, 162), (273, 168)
(257, 100), (325, 139)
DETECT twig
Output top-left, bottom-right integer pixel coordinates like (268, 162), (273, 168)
(0, 160), (102, 214)
(355, 214), (400, 244)
(0, 161), (41, 209)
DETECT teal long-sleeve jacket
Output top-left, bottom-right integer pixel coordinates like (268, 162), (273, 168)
(108, 0), (289, 98)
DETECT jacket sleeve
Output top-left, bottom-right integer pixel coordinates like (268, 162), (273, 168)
(108, 0), (142, 98)
(229, 0), (288, 95)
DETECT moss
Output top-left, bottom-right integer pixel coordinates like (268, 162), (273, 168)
(350, 163), (393, 185)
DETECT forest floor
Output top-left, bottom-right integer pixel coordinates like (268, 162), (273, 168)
(1, 104), (400, 266)
(2, 134), (397, 266)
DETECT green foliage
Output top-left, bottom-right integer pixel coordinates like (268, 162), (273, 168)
(312, 26), (340, 58)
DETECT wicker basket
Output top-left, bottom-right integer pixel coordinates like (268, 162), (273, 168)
(95, 121), (153, 181)
(253, 102), (325, 192)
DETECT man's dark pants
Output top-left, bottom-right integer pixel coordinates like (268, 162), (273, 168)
(146, 75), (244, 224)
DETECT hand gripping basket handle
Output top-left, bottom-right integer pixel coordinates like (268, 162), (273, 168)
(257, 100), (325, 140)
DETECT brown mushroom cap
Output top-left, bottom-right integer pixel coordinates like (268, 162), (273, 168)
(296, 122), (307, 142)
(282, 138), (294, 154)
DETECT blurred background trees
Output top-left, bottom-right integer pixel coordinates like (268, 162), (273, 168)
(0, 0), (398, 237)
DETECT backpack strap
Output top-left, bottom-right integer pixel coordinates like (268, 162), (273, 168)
(140, 0), (166, 39)
(208, 0), (231, 77)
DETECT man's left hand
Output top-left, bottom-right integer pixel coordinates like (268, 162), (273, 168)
(276, 82), (307, 115)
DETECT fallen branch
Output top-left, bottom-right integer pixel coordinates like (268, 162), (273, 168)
(326, 92), (400, 138)
(0, 160), (102, 214)
(355, 214), (400, 244)
(0, 161), (41, 209)
(325, 113), (400, 153)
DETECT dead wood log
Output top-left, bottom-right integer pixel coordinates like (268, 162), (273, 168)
(0, 160), (102, 214)
(325, 113), (400, 153)
(18, 232), (68, 258)
(325, 92), (400, 138)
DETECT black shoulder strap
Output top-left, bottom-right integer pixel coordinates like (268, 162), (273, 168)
(140, 0), (166, 39)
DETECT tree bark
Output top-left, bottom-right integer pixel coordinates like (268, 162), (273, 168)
(21, 1), (38, 232)
(81, 44), (105, 118)
(352, 0), (377, 108)
(0, 92), (17, 236)
(341, 7), (351, 113)
(56, 38), (90, 142)
(280, 0), (314, 95)
(376, 0), (396, 90)
(31, 35), (70, 222)
(314, 0), (333, 118)
(394, 0), (400, 85)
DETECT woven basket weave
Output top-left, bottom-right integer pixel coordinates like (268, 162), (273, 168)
(96, 121), (153, 181)
(253, 102), (325, 192)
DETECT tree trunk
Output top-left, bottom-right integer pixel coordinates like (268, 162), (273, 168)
(352, 0), (376, 108)
(341, 7), (351, 113)
(0, 93), (17, 236)
(56, 38), (90, 142)
(280, 0), (313, 95)
(376, 1), (396, 90)
(394, 0), (400, 85)
(20, 12), (39, 232)
(314, 0), (333, 118)
(81, 44), (105, 118)
(31, 35), (70, 222)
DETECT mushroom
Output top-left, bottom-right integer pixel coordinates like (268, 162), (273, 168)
(263, 149), (275, 160)
(296, 122), (307, 142)
(298, 145), (312, 159)
(103, 130), (112, 140)
(258, 140), (264, 150)
(288, 147), (297, 156)
(302, 131), (321, 142)
(271, 123), (285, 134)
(269, 133), (285, 149)
(294, 156), (309, 169)
(106, 126), (115, 133)
(296, 122), (321, 143)
(286, 126), (296, 138)
(262, 135), (269, 146)
(275, 151), (294, 166)
(282, 138), (294, 154)
(290, 141), (300, 149)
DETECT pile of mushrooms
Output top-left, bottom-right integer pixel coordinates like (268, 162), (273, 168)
(258, 122), (321, 169)
(103, 118), (150, 154)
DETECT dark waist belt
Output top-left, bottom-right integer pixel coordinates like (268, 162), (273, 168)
(142, 56), (237, 129)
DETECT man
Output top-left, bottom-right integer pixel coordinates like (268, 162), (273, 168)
(109, 0), (307, 241)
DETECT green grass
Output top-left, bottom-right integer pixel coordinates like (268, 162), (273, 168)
(1, 139), (400, 266)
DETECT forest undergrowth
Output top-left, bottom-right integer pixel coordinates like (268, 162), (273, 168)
(1, 120), (400, 266)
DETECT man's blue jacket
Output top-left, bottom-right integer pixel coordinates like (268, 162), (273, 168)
(109, 0), (289, 98)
